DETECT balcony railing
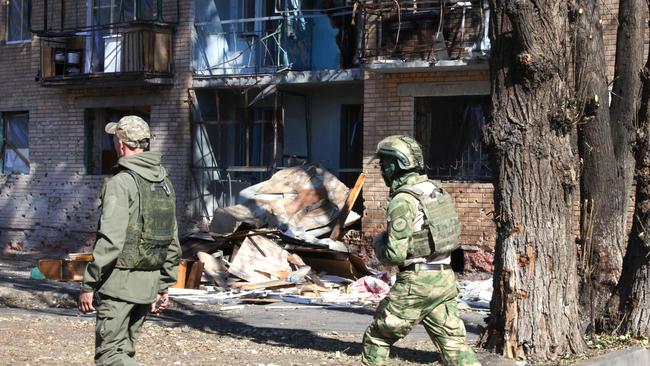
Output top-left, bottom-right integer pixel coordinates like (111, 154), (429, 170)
(359, 0), (490, 63)
(192, 4), (358, 76)
(33, 0), (177, 86)
(38, 25), (173, 86)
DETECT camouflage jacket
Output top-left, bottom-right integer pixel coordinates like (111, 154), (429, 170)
(374, 172), (434, 266)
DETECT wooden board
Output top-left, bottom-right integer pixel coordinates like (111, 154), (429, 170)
(38, 258), (90, 282)
(62, 260), (87, 281)
(185, 260), (204, 289)
(330, 173), (366, 239)
(171, 260), (188, 289)
(171, 260), (204, 289)
(38, 259), (62, 280)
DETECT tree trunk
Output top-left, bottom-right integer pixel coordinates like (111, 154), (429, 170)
(610, 0), (644, 194)
(574, 0), (629, 331)
(481, 0), (586, 359)
(575, 0), (645, 332)
(611, 9), (650, 336)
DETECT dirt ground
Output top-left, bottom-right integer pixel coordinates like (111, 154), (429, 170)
(2, 254), (640, 366)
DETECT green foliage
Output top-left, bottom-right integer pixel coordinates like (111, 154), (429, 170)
(586, 333), (649, 351)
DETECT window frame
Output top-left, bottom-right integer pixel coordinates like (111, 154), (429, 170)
(414, 95), (492, 181)
(5, 0), (31, 44)
(1, 111), (30, 175)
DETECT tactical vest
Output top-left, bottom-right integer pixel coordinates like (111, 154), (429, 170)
(393, 180), (461, 259)
(115, 170), (176, 270)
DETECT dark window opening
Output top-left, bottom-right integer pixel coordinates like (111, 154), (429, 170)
(7, 0), (31, 42)
(339, 104), (363, 215)
(84, 106), (150, 175)
(1, 112), (30, 174)
(415, 95), (491, 181)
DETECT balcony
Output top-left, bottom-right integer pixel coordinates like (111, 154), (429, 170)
(33, 0), (178, 87)
(192, 0), (359, 77)
(359, 0), (490, 67)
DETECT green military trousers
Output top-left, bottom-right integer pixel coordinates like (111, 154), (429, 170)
(95, 295), (150, 366)
(362, 268), (480, 366)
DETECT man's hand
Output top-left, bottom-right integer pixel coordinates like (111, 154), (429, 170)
(151, 292), (169, 314)
(78, 291), (95, 314)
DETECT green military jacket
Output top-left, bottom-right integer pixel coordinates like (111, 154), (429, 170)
(374, 172), (430, 266)
(81, 152), (181, 304)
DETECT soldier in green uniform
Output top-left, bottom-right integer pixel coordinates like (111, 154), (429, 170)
(362, 135), (480, 366)
(78, 115), (181, 366)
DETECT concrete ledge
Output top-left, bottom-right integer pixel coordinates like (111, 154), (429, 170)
(575, 347), (650, 366)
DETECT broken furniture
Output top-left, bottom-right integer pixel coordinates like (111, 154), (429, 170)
(37, 253), (93, 282)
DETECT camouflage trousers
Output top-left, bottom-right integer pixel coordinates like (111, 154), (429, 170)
(362, 268), (480, 366)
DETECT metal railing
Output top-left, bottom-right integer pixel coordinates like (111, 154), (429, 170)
(192, 8), (357, 75)
(33, 0), (179, 35)
(39, 25), (173, 80)
(357, 0), (489, 62)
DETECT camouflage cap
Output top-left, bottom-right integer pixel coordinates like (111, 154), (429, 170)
(105, 115), (150, 148)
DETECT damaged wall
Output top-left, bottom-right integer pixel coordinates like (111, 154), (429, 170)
(0, 0), (194, 254)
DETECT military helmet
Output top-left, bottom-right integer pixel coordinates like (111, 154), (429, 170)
(375, 135), (425, 171)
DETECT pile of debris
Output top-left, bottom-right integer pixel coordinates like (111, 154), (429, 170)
(172, 164), (389, 307)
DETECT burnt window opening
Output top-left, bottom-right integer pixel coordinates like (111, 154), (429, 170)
(361, 0), (490, 62)
(0, 112), (30, 175)
(7, 0), (31, 43)
(84, 107), (151, 175)
(415, 96), (491, 181)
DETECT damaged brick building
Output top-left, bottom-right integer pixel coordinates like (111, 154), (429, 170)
(0, 0), (623, 272)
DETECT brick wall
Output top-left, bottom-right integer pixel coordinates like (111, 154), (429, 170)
(361, 69), (494, 250)
(0, 0), (194, 253)
(358, 0), (633, 272)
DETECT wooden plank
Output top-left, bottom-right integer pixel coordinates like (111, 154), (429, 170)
(171, 260), (188, 289)
(38, 259), (62, 281)
(330, 173), (366, 240)
(238, 280), (293, 290)
(154, 31), (171, 73)
(185, 260), (204, 289)
(62, 260), (86, 281)
(41, 46), (55, 77)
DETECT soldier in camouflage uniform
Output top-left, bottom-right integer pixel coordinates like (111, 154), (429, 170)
(362, 135), (480, 366)
(78, 115), (180, 366)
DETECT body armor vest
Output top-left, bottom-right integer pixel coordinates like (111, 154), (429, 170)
(393, 180), (461, 259)
(115, 170), (176, 270)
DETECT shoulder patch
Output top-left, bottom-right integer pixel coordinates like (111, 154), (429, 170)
(391, 217), (408, 232)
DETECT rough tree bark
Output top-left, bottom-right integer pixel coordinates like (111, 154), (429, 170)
(608, 4), (650, 336)
(574, 0), (644, 331)
(481, 0), (586, 360)
(574, 0), (626, 331)
(609, 0), (644, 193)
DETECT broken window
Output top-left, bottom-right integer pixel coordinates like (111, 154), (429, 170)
(361, 0), (489, 62)
(7, 0), (31, 42)
(415, 96), (491, 180)
(1, 112), (30, 174)
(84, 107), (150, 175)
(339, 104), (363, 188)
(191, 88), (281, 220)
(192, 0), (357, 75)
